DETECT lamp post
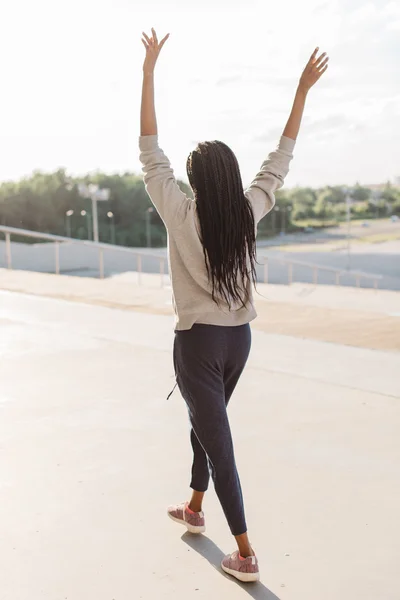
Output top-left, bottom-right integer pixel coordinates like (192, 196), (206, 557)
(343, 186), (352, 270)
(80, 210), (92, 240)
(146, 207), (154, 248)
(65, 210), (74, 238)
(281, 206), (292, 235)
(274, 206), (280, 237)
(107, 211), (116, 245)
(77, 183), (110, 243)
(288, 205), (293, 230)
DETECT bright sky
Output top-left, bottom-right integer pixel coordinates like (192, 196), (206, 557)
(0, 0), (399, 188)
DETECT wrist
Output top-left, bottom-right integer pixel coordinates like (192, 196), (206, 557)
(297, 83), (309, 97)
(143, 70), (155, 78)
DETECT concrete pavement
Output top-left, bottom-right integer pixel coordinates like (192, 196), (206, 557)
(1, 269), (399, 351)
(1, 290), (400, 600)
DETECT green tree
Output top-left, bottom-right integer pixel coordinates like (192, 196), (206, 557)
(0, 170), (191, 247)
(352, 183), (371, 202)
(1, 171), (396, 245)
(381, 182), (400, 204)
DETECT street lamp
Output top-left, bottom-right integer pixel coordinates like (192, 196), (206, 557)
(107, 211), (116, 245)
(77, 183), (110, 243)
(273, 205), (280, 237)
(342, 186), (352, 270)
(80, 210), (92, 240)
(146, 207), (154, 248)
(281, 206), (292, 235)
(65, 209), (74, 238)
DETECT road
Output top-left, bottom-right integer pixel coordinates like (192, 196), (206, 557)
(1, 291), (400, 600)
(258, 218), (400, 246)
(257, 220), (400, 290)
(258, 241), (400, 290)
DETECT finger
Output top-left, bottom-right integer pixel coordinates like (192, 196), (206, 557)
(159, 33), (170, 50)
(152, 27), (158, 45)
(309, 46), (319, 63)
(317, 64), (328, 79)
(315, 52), (327, 68)
(317, 56), (329, 71)
(141, 38), (149, 50)
(142, 31), (151, 44)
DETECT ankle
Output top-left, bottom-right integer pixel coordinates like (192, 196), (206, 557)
(189, 490), (205, 514)
(188, 501), (202, 513)
(235, 532), (254, 558)
(239, 548), (255, 559)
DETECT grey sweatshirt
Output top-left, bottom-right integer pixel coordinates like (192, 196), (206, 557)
(139, 134), (296, 330)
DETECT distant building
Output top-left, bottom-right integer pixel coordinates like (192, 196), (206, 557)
(365, 183), (387, 191)
(365, 179), (400, 191)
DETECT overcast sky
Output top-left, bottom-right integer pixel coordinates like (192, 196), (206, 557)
(0, 0), (399, 188)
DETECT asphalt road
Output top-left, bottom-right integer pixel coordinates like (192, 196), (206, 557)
(258, 219), (400, 246)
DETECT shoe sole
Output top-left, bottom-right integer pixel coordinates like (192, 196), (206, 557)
(167, 512), (206, 534)
(221, 563), (260, 583)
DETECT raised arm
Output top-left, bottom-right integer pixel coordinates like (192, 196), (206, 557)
(245, 47), (329, 224)
(140, 28), (169, 136)
(139, 29), (190, 229)
(283, 47), (329, 140)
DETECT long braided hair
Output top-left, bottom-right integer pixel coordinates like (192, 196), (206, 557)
(186, 140), (257, 310)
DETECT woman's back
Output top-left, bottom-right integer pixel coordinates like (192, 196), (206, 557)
(138, 133), (295, 330)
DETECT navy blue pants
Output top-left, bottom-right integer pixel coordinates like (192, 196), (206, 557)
(173, 323), (251, 536)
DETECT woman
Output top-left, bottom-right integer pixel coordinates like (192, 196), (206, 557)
(139, 28), (328, 583)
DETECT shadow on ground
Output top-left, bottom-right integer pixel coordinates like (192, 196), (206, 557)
(181, 532), (281, 600)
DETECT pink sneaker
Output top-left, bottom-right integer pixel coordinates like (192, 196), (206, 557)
(167, 501), (205, 534)
(221, 550), (260, 583)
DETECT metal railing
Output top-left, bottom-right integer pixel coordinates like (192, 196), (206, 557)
(258, 255), (382, 289)
(0, 225), (167, 287)
(0, 226), (382, 290)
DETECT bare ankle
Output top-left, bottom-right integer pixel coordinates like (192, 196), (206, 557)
(189, 490), (205, 513)
(188, 501), (202, 513)
(239, 547), (254, 558)
(235, 532), (255, 558)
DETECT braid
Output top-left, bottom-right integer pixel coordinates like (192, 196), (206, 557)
(187, 140), (257, 310)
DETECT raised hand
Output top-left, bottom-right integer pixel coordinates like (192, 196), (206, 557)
(141, 28), (170, 75)
(299, 47), (329, 92)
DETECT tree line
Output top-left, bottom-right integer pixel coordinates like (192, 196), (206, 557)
(0, 168), (399, 247)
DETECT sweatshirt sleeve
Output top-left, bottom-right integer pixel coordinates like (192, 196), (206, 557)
(138, 135), (191, 229)
(244, 135), (296, 224)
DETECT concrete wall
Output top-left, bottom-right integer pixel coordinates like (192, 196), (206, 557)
(0, 240), (168, 279)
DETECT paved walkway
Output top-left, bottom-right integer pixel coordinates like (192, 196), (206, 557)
(1, 290), (399, 600)
(1, 269), (399, 351)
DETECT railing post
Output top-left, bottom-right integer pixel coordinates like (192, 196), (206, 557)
(55, 242), (60, 275)
(288, 262), (293, 285)
(160, 257), (165, 288)
(5, 233), (12, 269)
(313, 267), (318, 285)
(374, 278), (378, 291)
(263, 260), (268, 284)
(335, 272), (340, 286)
(99, 248), (104, 279)
(356, 275), (360, 288)
(137, 254), (142, 285)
